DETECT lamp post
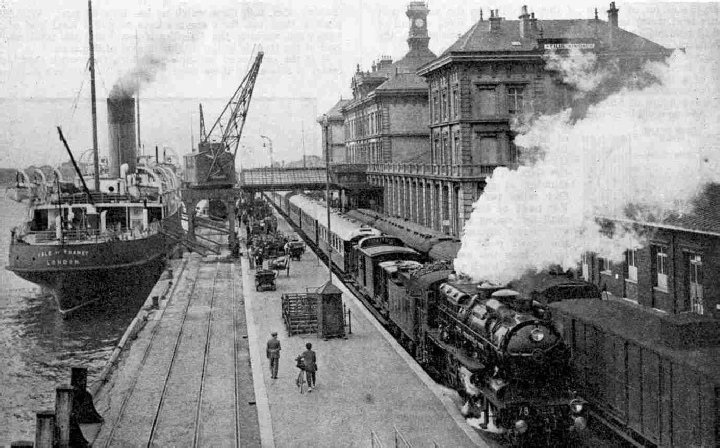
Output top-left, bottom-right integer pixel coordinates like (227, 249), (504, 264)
(260, 135), (273, 168)
(323, 114), (332, 284)
(260, 134), (274, 189)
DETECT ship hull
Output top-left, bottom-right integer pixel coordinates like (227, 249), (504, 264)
(6, 214), (181, 313)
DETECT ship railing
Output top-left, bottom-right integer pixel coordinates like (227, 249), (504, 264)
(17, 222), (165, 245)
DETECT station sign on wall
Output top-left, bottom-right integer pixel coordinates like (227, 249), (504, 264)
(539, 38), (597, 52)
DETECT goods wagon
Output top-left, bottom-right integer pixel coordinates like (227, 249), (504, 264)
(550, 299), (719, 447)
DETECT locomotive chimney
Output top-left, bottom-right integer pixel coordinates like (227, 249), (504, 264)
(107, 95), (137, 178)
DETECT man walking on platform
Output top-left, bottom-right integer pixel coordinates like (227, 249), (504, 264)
(266, 332), (281, 379)
(300, 342), (317, 391)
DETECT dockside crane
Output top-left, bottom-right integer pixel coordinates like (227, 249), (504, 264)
(184, 49), (264, 188)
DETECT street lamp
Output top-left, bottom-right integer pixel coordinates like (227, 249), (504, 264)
(323, 114), (332, 284)
(260, 135), (273, 168)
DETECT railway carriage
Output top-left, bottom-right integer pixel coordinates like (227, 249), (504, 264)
(355, 242), (423, 316)
(550, 298), (720, 448)
(378, 259), (423, 342)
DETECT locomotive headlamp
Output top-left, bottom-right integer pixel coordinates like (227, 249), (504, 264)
(570, 399), (584, 413)
(530, 328), (545, 342)
(514, 419), (529, 434)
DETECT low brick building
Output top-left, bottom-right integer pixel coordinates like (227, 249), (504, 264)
(583, 183), (720, 320)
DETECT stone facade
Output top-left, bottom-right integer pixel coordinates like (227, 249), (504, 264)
(412, 4), (671, 236)
(318, 98), (349, 163)
(342, 2), (436, 166)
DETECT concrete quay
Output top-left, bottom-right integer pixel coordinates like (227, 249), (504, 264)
(81, 214), (488, 447)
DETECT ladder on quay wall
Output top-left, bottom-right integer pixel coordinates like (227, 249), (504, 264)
(281, 293), (318, 336)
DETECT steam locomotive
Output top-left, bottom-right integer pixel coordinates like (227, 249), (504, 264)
(268, 191), (598, 445)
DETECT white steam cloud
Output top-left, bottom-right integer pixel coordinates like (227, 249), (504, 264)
(455, 50), (720, 285)
(544, 47), (616, 95)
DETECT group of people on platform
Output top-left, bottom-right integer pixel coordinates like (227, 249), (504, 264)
(266, 332), (317, 392)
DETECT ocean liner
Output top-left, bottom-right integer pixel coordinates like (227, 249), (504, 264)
(5, 1), (182, 313)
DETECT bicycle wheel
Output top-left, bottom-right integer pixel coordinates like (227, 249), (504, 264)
(297, 371), (308, 394)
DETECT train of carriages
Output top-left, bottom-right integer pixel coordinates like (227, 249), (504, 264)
(269, 191), (598, 445)
(268, 191), (720, 448)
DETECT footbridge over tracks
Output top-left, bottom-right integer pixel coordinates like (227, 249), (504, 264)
(236, 164), (380, 194)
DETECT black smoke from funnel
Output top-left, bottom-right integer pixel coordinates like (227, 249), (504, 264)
(110, 53), (169, 99)
(109, 38), (178, 99)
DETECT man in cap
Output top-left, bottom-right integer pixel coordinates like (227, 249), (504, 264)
(266, 331), (281, 379)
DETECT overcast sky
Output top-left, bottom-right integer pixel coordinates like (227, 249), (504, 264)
(0, 1), (717, 167)
(2, 1), (714, 107)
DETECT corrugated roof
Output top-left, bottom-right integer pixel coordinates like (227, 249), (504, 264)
(440, 18), (669, 56)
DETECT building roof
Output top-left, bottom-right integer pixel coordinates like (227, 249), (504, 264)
(616, 183), (720, 237)
(441, 18), (669, 55)
(319, 98), (350, 122)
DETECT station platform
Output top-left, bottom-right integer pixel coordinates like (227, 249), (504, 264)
(83, 210), (487, 447)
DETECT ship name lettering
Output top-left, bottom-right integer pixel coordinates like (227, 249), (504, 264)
(46, 259), (81, 266)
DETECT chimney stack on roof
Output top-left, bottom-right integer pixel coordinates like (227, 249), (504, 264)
(519, 5), (531, 39)
(489, 8), (502, 31)
(607, 2), (619, 27)
(377, 55), (393, 72)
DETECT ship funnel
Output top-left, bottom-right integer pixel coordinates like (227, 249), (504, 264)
(107, 96), (137, 178)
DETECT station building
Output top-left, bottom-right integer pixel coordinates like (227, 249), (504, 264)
(322, 3), (720, 320)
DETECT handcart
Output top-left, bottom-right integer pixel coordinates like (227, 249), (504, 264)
(269, 255), (290, 276)
(255, 269), (277, 291)
(288, 241), (305, 261)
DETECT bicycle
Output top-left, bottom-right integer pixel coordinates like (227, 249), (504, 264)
(296, 368), (308, 394)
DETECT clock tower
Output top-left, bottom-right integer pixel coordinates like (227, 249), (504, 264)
(406, 2), (430, 52)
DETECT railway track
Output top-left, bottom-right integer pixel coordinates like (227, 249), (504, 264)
(94, 255), (256, 447)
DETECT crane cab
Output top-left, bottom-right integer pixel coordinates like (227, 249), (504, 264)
(183, 142), (236, 188)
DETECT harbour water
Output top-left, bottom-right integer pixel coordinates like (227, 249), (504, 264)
(0, 189), (151, 444)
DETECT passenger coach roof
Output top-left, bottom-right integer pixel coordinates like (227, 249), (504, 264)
(289, 194), (376, 241)
(360, 246), (419, 257)
(347, 209), (460, 255)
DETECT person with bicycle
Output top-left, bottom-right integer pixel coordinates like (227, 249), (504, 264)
(295, 342), (317, 392)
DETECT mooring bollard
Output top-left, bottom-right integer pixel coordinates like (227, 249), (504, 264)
(55, 386), (74, 448)
(35, 410), (56, 448)
(56, 384), (90, 448)
(70, 367), (103, 424)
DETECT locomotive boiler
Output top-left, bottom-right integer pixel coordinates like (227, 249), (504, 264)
(430, 280), (587, 445)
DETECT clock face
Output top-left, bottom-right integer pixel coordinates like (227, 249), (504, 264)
(414, 18), (425, 28)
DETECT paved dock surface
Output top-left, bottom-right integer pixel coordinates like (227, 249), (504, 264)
(86, 212), (486, 447)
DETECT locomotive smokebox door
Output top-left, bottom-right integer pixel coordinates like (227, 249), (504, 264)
(317, 282), (345, 339)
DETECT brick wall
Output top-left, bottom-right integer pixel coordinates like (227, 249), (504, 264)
(591, 228), (720, 319)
